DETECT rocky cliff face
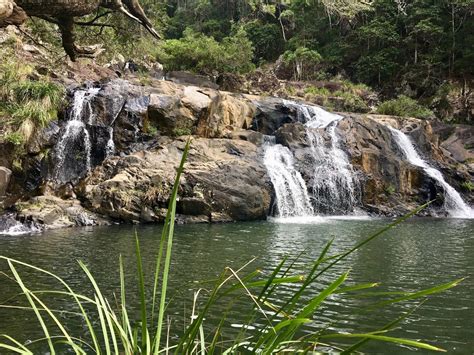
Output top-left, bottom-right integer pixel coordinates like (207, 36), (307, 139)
(1, 76), (472, 231)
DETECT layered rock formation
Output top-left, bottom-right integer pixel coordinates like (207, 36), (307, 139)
(1, 77), (472, 231)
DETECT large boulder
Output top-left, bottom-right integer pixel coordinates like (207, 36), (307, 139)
(77, 138), (272, 223)
(196, 93), (255, 138)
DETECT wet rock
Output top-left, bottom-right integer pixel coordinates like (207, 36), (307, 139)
(148, 93), (197, 136)
(16, 195), (109, 230)
(0, 212), (41, 235)
(433, 122), (474, 164)
(250, 98), (304, 135)
(0, 166), (12, 197)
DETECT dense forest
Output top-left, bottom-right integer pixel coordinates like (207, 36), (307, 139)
(6, 0), (474, 122)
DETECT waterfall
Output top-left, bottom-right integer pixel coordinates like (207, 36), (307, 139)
(389, 127), (474, 218)
(54, 87), (100, 182)
(264, 101), (359, 218)
(300, 105), (359, 214)
(264, 144), (314, 217)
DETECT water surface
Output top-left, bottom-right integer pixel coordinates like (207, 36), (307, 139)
(0, 218), (473, 353)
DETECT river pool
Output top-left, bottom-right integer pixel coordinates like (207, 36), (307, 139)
(0, 217), (473, 353)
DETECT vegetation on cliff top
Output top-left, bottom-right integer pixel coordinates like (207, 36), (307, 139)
(9, 0), (471, 122)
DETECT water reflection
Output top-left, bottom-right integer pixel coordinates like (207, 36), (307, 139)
(0, 218), (472, 353)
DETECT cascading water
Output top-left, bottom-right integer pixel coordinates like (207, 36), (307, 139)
(263, 101), (359, 219)
(263, 144), (314, 218)
(298, 105), (359, 214)
(54, 87), (100, 182)
(389, 127), (474, 218)
(0, 214), (41, 235)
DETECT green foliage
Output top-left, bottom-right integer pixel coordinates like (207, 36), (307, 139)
(283, 47), (322, 80)
(172, 127), (192, 137)
(0, 58), (64, 131)
(4, 132), (25, 146)
(303, 80), (373, 113)
(0, 145), (460, 353)
(155, 28), (255, 75)
(385, 184), (396, 195)
(243, 20), (283, 63)
(377, 95), (433, 119)
(461, 181), (474, 192)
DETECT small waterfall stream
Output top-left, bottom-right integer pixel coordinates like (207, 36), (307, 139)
(263, 144), (314, 217)
(264, 102), (359, 218)
(55, 87), (100, 182)
(389, 127), (474, 218)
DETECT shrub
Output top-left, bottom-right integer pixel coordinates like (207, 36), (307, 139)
(385, 184), (396, 195)
(244, 20), (283, 62)
(303, 84), (371, 113)
(155, 28), (255, 76)
(377, 95), (433, 119)
(172, 127), (192, 136)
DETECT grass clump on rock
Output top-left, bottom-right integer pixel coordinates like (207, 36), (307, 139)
(0, 57), (64, 146)
(377, 95), (433, 119)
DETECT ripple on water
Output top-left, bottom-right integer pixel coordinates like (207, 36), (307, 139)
(0, 219), (472, 354)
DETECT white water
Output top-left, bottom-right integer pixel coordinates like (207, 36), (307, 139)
(55, 88), (100, 181)
(106, 127), (115, 158)
(263, 144), (314, 218)
(390, 127), (474, 218)
(0, 218), (41, 235)
(264, 102), (359, 220)
(299, 105), (359, 214)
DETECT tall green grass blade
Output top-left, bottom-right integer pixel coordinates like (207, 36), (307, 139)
(80, 260), (120, 354)
(262, 250), (308, 305)
(154, 139), (191, 354)
(298, 271), (349, 318)
(151, 212), (169, 322)
(119, 254), (126, 326)
(257, 256), (288, 301)
(94, 294), (110, 354)
(341, 300), (427, 354)
(320, 332), (446, 352)
(1, 334), (33, 354)
(367, 278), (464, 309)
(259, 271), (349, 353)
(334, 282), (379, 294)
(0, 257), (101, 353)
(20, 288), (78, 352)
(135, 232), (148, 350)
(7, 261), (56, 355)
(276, 238), (334, 317)
(0, 343), (31, 354)
(310, 203), (431, 283)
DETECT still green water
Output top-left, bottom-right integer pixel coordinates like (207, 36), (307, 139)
(0, 218), (473, 354)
